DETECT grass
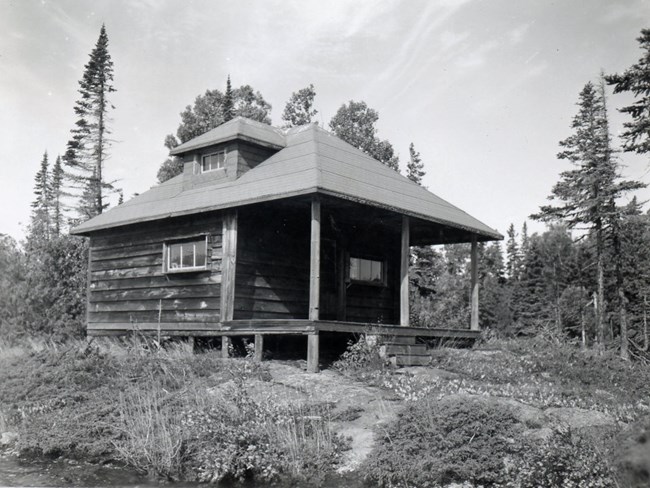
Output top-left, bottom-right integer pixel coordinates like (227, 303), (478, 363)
(0, 338), (346, 484)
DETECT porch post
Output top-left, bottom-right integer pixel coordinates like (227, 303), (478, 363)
(470, 236), (479, 331)
(307, 332), (319, 373)
(400, 215), (410, 327)
(254, 334), (264, 362)
(221, 210), (238, 323)
(309, 197), (321, 321)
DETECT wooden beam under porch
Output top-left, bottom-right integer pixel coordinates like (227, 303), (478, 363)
(87, 319), (481, 340)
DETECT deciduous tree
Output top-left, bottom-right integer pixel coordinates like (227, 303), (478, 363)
(329, 101), (399, 171)
(282, 84), (318, 127)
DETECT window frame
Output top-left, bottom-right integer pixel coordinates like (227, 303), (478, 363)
(348, 255), (387, 287)
(162, 235), (209, 274)
(200, 150), (226, 173)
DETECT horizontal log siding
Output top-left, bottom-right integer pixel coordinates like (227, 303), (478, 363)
(234, 204), (310, 320)
(88, 214), (223, 327)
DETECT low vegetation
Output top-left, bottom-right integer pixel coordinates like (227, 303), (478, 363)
(335, 334), (650, 487)
(0, 338), (345, 484)
(3, 334), (650, 487)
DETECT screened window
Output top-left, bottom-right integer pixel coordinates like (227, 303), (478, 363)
(165, 238), (208, 272)
(350, 257), (384, 284)
(201, 151), (225, 172)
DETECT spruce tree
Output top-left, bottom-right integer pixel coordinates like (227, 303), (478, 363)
(29, 151), (51, 241)
(223, 75), (235, 122)
(532, 78), (645, 351)
(406, 143), (425, 185)
(505, 223), (520, 280)
(64, 24), (116, 219)
(49, 155), (65, 236)
(282, 84), (318, 127)
(606, 29), (650, 156)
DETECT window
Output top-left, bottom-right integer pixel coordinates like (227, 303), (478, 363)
(164, 237), (208, 272)
(349, 257), (385, 284)
(201, 151), (225, 172)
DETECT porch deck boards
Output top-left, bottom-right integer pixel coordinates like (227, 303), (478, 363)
(87, 319), (480, 340)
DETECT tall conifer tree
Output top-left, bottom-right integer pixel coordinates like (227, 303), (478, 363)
(222, 75), (235, 122)
(406, 143), (425, 185)
(532, 78), (644, 351)
(64, 24), (116, 219)
(30, 151), (51, 241)
(49, 155), (65, 236)
(607, 29), (650, 156)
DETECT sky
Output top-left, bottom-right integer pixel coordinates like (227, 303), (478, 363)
(1, 0), (649, 243)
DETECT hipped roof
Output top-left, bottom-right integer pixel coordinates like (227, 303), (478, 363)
(72, 117), (501, 240)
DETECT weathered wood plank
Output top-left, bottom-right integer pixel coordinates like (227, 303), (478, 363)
(91, 297), (220, 313)
(220, 211), (238, 322)
(91, 285), (219, 302)
(309, 197), (321, 321)
(471, 236), (479, 331)
(90, 275), (221, 291)
(400, 215), (409, 327)
(91, 254), (162, 271)
(89, 310), (219, 323)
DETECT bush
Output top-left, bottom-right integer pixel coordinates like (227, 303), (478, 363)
(363, 396), (521, 487)
(508, 428), (617, 488)
(332, 335), (387, 378)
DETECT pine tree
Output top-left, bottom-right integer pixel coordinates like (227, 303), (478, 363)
(329, 100), (399, 171)
(505, 223), (520, 280)
(406, 143), (425, 185)
(29, 151), (51, 241)
(606, 29), (650, 156)
(521, 222), (530, 259)
(223, 75), (235, 122)
(531, 78), (645, 351)
(282, 84), (318, 127)
(49, 155), (65, 236)
(64, 24), (116, 219)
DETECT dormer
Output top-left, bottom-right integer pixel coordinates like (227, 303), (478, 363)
(169, 117), (286, 191)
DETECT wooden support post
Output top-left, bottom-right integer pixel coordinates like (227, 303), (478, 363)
(254, 334), (264, 362)
(400, 215), (410, 327)
(221, 211), (238, 323)
(307, 333), (319, 373)
(337, 242), (347, 321)
(309, 197), (321, 321)
(221, 336), (231, 359)
(470, 236), (479, 331)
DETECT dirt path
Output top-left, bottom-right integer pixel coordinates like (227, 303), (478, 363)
(263, 363), (403, 472)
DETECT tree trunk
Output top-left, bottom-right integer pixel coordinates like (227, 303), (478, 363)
(596, 225), (605, 350)
(619, 288), (629, 360)
(644, 293), (648, 352)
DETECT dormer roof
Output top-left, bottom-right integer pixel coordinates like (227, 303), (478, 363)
(71, 119), (502, 241)
(170, 117), (286, 155)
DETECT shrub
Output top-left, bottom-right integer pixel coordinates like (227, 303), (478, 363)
(332, 335), (387, 378)
(363, 396), (521, 487)
(508, 428), (617, 488)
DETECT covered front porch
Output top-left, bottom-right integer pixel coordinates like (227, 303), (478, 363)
(218, 194), (488, 371)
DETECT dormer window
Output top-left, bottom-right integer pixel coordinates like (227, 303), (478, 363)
(201, 150), (226, 173)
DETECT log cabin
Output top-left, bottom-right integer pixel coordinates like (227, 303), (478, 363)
(71, 117), (502, 371)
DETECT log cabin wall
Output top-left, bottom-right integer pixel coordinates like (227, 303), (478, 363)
(88, 213), (223, 332)
(234, 203), (311, 320)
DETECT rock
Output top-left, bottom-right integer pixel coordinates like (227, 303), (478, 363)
(545, 407), (616, 430)
(0, 432), (18, 447)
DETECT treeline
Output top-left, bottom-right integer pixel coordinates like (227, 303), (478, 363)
(411, 29), (650, 360)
